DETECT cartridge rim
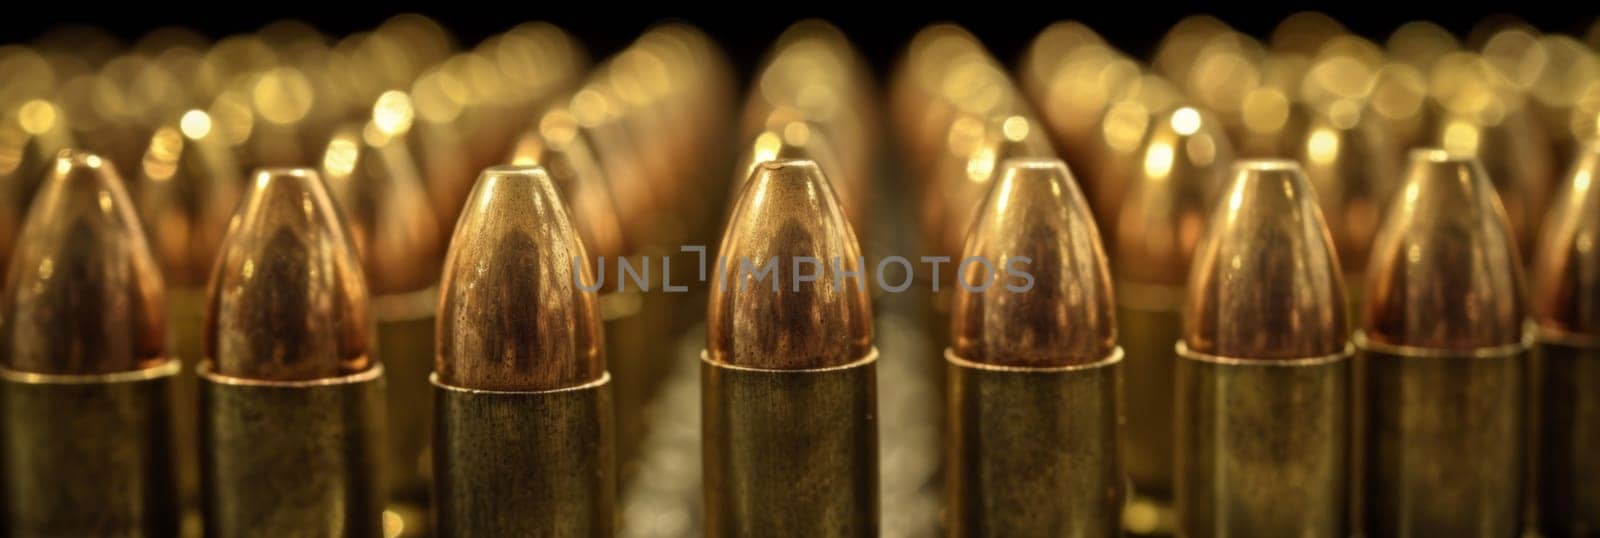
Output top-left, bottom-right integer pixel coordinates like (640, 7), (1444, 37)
(0, 357), (180, 384)
(1352, 328), (1535, 358)
(1175, 341), (1351, 366)
(698, 347), (878, 374)
(197, 360), (384, 387)
(430, 370), (611, 395)
(945, 346), (1123, 373)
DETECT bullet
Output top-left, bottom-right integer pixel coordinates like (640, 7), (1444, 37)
(1358, 149), (1529, 536)
(1112, 105), (1231, 534)
(704, 159), (877, 536)
(1297, 106), (1400, 284)
(1175, 160), (1350, 537)
(945, 158), (1123, 536)
(322, 110), (443, 536)
(0, 150), (178, 536)
(200, 167), (385, 537)
(1530, 141), (1600, 536)
(431, 165), (615, 537)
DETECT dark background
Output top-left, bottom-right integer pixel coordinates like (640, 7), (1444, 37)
(2, 5), (1594, 80)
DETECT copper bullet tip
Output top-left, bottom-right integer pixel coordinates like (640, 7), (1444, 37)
(205, 167), (372, 381)
(708, 159), (872, 370)
(321, 124), (442, 295)
(1533, 142), (1600, 344)
(1363, 149), (1527, 350)
(1, 150), (165, 375)
(1185, 160), (1349, 359)
(1115, 105), (1233, 286)
(951, 158), (1115, 366)
(436, 165), (605, 391)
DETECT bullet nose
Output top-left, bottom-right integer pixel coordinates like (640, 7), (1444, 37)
(206, 167), (372, 381)
(708, 159), (872, 369)
(1533, 141), (1600, 343)
(1362, 149), (1528, 350)
(951, 158), (1116, 366)
(2, 149), (166, 375)
(1184, 159), (1348, 359)
(321, 122), (442, 296)
(435, 165), (605, 391)
(1115, 105), (1234, 287)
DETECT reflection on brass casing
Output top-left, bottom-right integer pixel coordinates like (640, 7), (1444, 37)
(1357, 334), (1526, 537)
(1534, 341), (1600, 536)
(431, 373), (615, 537)
(1, 361), (180, 537)
(945, 349), (1123, 537)
(1175, 344), (1350, 537)
(199, 363), (386, 538)
(702, 351), (879, 537)
(1115, 283), (1180, 534)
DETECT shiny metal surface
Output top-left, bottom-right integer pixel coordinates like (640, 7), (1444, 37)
(205, 167), (372, 381)
(435, 165), (604, 391)
(1, 150), (165, 375)
(951, 158), (1115, 367)
(707, 159), (871, 370)
(1533, 141), (1600, 344)
(1362, 149), (1527, 350)
(1115, 106), (1233, 287)
(1185, 160), (1348, 359)
(135, 114), (245, 288)
(321, 120), (441, 296)
(510, 109), (628, 261)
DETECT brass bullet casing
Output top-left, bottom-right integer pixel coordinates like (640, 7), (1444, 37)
(704, 160), (878, 536)
(1530, 142), (1600, 536)
(945, 159), (1123, 537)
(0, 151), (178, 536)
(1175, 161), (1350, 537)
(1112, 105), (1231, 534)
(323, 109), (443, 532)
(1358, 150), (1530, 537)
(200, 167), (386, 538)
(432, 165), (615, 537)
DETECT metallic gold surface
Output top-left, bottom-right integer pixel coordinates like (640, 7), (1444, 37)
(1, 363), (181, 537)
(1176, 160), (1349, 537)
(945, 351), (1121, 538)
(952, 159), (1114, 367)
(3, 150), (164, 374)
(432, 163), (614, 536)
(432, 376), (615, 537)
(1531, 142), (1600, 535)
(703, 158), (878, 535)
(1184, 161), (1347, 359)
(945, 158), (1122, 536)
(0, 149), (178, 536)
(701, 352), (879, 537)
(1114, 106), (1231, 526)
(198, 363), (387, 538)
(708, 160), (871, 370)
(206, 167), (372, 381)
(1357, 149), (1529, 536)
(436, 165), (603, 391)
(201, 166), (384, 537)
(1362, 150), (1527, 350)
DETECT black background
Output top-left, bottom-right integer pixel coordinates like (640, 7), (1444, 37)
(2, 5), (1594, 83)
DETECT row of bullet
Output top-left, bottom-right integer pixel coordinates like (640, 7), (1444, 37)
(0, 12), (1596, 538)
